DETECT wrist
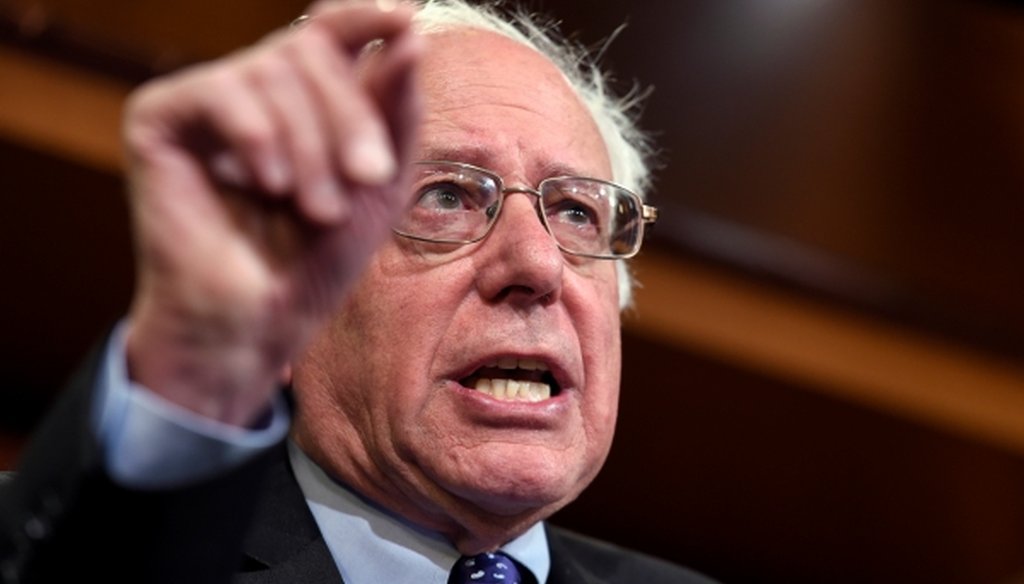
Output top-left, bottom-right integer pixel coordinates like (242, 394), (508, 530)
(125, 299), (288, 428)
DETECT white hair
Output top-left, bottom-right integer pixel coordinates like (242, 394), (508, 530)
(412, 0), (655, 308)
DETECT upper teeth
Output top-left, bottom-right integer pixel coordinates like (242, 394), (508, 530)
(474, 357), (552, 402)
(474, 378), (551, 402)
(490, 357), (547, 371)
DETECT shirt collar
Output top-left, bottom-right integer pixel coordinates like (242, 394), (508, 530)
(288, 441), (551, 584)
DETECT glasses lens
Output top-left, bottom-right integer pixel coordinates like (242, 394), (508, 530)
(395, 163), (500, 243)
(541, 179), (642, 257)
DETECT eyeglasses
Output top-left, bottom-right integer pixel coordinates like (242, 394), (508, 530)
(393, 161), (658, 259)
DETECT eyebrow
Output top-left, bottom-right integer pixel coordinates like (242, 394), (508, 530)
(538, 161), (590, 179)
(419, 145), (489, 167)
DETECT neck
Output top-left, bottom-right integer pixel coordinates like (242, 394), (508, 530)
(290, 433), (553, 553)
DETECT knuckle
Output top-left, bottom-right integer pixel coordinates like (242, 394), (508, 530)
(234, 117), (275, 149)
(201, 66), (241, 100)
(291, 133), (325, 165)
(199, 72), (273, 143)
(292, 21), (333, 54)
(251, 53), (293, 90)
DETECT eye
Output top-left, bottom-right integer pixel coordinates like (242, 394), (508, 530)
(415, 183), (471, 212)
(549, 200), (600, 228)
(560, 204), (596, 225)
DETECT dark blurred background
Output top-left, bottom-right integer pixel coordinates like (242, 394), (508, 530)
(2, 0), (1023, 582)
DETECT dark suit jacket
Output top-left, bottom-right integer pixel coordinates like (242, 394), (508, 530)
(0, 343), (717, 584)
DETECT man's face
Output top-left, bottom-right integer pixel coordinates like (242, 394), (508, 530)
(292, 29), (622, 550)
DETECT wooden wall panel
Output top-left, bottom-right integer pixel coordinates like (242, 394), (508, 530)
(556, 333), (1024, 583)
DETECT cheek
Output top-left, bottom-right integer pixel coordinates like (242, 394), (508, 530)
(330, 250), (472, 405)
(293, 271), (447, 466)
(589, 311), (622, 427)
(573, 265), (623, 433)
(577, 261), (623, 354)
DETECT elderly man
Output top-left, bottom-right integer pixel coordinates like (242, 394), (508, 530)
(0, 1), (715, 582)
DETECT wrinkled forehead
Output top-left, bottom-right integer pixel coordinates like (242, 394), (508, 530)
(415, 28), (611, 179)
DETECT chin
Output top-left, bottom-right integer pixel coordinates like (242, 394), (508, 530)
(439, 451), (599, 517)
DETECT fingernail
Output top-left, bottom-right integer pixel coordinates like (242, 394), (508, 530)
(209, 152), (250, 187)
(350, 137), (397, 186)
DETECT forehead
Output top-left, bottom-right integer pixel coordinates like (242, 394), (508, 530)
(417, 29), (612, 180)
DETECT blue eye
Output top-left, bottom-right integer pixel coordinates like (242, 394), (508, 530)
(560, 204), (595, 225)
(416, 184), (468, 211)
(549, 200), (599, 228)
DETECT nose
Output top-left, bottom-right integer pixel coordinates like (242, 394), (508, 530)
(473, 190), (564, 306)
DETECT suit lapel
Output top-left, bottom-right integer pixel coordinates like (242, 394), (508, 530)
(233, 445), (344, 584)
(545, 525), (602, 584)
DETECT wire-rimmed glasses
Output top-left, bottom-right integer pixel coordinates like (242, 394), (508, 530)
(393, 161), (657, 259)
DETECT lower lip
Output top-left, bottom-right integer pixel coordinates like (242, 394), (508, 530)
(447, 381), (571, 425)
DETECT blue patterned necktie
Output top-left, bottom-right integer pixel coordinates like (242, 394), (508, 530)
(449, 551), (523, 584)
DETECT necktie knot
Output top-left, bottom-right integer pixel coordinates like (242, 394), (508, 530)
(449, 551), (523, 584)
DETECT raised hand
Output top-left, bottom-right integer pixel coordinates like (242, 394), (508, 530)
(122, 0), (422, 426)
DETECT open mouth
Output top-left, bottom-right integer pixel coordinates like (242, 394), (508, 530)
(459, 357), (560, 403)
